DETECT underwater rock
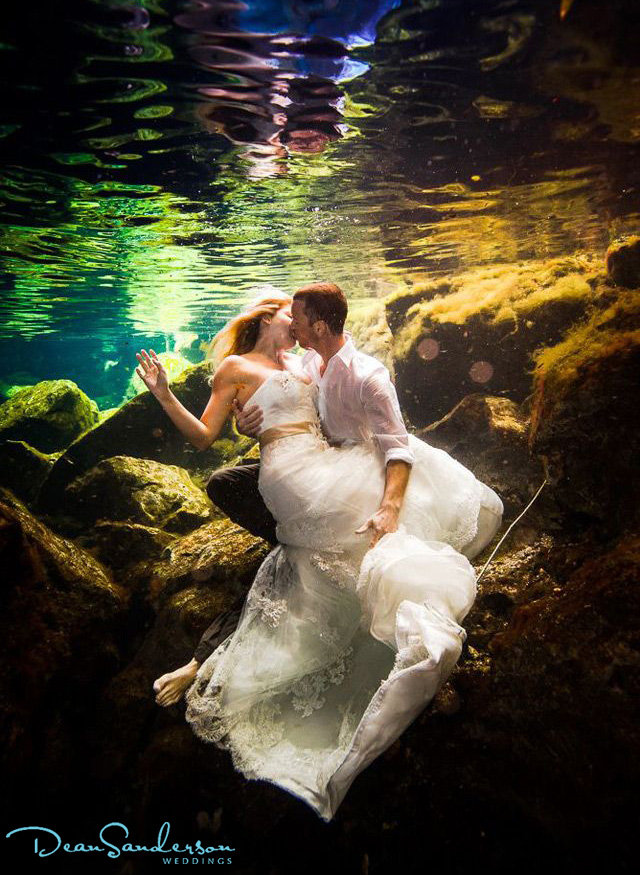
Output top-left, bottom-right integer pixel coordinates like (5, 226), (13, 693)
(347, 301), (395, 375)
(0, 488), (127, 775)
(37, 362), (253, 513)
(74, 520), (176, 574)
(384, 255), (602, 425)
(529, 302), (640, 536)
(142, 517), (270, 607)
(97, 406), (119, 423)
(89, 582), (237, 782)
(90, 544), (266, 785)
(605, 236), (640, 288)
(0, 439), (57, 505)
(65, 455), (215, 535)
(0, 379), (99, 453)
(465, 532), (561, 651)
(418, 394), (546, 520)
(477, 534), (640, 849)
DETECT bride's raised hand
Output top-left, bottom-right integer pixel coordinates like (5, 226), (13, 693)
(135, 348), (170, 399)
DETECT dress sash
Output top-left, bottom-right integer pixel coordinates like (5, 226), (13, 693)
(259, 421), (319, 448)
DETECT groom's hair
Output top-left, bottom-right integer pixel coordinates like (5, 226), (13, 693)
(293, 282), (348, 335)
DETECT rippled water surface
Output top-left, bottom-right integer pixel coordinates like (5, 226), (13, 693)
(1, 0), (638, 404)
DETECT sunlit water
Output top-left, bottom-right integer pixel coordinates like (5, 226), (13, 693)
(1, 0), (638, 407)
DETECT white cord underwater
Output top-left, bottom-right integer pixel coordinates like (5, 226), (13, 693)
(475, 479), (548, 584)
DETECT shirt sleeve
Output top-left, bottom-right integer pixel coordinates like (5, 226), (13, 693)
(360, 367), (415, 466)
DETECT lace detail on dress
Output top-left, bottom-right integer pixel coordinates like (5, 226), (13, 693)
(253, 595), (288, 628)
(449, 481), (482, 551)
(276, 509), (344, 553)
(310, 551), (361, 591)
(289, 645), (354, 717)
(246, 547), (295, 615)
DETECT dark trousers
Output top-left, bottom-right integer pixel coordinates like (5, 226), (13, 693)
(193, 461), (277, 665)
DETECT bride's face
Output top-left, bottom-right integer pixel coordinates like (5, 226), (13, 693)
(263, 303), (294, 350)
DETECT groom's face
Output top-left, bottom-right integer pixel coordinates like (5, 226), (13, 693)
(290, 298), (318, 350)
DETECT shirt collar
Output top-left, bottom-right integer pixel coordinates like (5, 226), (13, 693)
(333, 333), (356, 368)
(302, 332), (355, 371)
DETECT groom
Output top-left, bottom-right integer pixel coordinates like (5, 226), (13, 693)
(153, 281), (500, 706)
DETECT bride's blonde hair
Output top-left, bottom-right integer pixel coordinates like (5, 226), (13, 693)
(205, 288), (292, 375)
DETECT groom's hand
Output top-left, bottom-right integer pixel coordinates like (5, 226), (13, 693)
(356, 504), (400, 548)
(233, 398), (263, 438)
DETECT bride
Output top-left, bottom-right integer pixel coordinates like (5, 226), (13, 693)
(135, 286), (503, 822)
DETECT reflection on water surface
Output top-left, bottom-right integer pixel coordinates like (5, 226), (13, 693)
(0, 0), (638, 404)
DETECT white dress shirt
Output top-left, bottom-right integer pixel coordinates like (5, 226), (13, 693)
(301, 335), (415, 467)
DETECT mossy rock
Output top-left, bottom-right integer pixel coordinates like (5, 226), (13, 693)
(419, 394), (546, 521)
(0, 489), (127, 774)
(530, 328), (640, 536)
(384, 256), (604, 426)
(37, 362), (248, 513)
(605, 236), (640, 288)
(0, 439), (57, 505)
(74, 521), (176, 575)
(0, 379), (99, 452)
(142, 517), (270, 608)
(65, 455), (215, 535)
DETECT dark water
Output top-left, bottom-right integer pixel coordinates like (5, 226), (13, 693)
(1, 0), (638, 406)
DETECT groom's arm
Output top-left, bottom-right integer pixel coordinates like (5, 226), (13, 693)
(356, 369), (414, 547)
(356, 459), (412, 547)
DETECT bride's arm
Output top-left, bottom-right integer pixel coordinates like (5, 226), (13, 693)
(136, 350), (239, 450)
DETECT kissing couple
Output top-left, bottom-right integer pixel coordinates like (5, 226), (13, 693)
(135, 282), (503, 821)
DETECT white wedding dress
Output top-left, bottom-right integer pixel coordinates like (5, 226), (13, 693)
(185, 370), (503, 821)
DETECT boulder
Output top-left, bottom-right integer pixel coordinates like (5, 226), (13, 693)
(529, 294), (640, 537)
(0, 489), (127, 778)
(90, 518), (268, 784)
(0, 439), (57, 505)
(605, 236), (640, 288)
(384, 255), (604, 426)
(142, 517), (270, 607)
(89, 582), (240, 782)
(479, 535), (640, 849)
(74, 521), (176, 574)
(37, 362), (255, 513)
(347, 301), (395, 375)
(0, 379), (99, 452)
(419, 394), (547, 521)
(65, 456), (215, 535)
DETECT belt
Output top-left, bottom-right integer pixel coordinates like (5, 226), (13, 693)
(259, 421), (320, 449)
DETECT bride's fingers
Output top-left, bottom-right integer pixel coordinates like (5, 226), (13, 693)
(136, 350), (154, 373)
(135, 360), (148, 377)
(141, 349), (156, 369)
(355, 520), (371, 534)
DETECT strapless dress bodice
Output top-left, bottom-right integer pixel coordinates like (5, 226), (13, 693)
(250, 370), (319, 434)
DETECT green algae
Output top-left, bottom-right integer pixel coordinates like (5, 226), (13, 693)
(388, 254), (601, 359)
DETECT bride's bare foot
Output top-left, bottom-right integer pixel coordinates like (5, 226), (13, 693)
(153, 658), (199, 707)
